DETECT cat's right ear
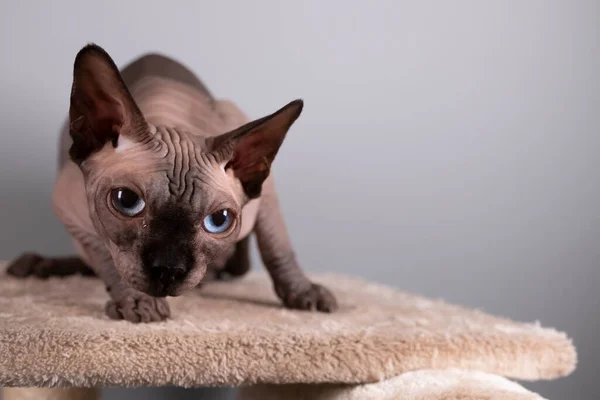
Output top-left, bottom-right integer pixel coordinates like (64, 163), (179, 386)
(207, 99), (303, 199)
(68, 43), (149, 164)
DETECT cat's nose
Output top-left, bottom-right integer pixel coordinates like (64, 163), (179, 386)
(146, 263), (188, 286)
(141, 245), (194, 294)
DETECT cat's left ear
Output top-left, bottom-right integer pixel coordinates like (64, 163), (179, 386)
(68, 44), (149, 164)
(208, 99), (303, 198)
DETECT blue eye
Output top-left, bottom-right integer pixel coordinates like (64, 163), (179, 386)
(203, 209), (233, 234)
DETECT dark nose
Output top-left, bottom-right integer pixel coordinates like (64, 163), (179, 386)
(141, 242), (194, 295)
(147, 263), (188, 287)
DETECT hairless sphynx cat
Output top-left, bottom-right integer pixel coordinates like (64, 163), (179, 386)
(7, 44), (337, 322)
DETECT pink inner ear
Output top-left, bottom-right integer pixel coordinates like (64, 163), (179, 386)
(92, 97), (124, 134)
(80, 76), (126, 134)
(226, 130), (279, 178)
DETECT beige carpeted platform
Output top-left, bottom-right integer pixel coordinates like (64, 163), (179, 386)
(0, 261), (576, 390)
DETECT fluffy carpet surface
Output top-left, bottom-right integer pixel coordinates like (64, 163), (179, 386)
(0, 262), (576, 388)
(237, 369), (547, 400)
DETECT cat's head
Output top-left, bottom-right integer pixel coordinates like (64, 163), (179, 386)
(68, 44), (302, 296)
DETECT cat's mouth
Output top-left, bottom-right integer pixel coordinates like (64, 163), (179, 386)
(145, 272), (188, 297)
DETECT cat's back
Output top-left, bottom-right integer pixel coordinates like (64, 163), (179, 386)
(120, 53), (213, 99)
(123, 53), (248, 139)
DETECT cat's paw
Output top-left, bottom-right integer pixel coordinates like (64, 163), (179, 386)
(277, 282), (338, 313)
(105, 288), (171, 323)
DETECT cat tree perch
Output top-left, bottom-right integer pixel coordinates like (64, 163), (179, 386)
(0, 262), (576, 400)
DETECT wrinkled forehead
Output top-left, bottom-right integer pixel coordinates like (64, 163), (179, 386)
(83, 130), (243, 210)
(85, 126), (203, 171)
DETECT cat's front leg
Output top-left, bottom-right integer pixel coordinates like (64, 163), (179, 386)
(77, 232), (171, 323)
(254, 179), (337, 312)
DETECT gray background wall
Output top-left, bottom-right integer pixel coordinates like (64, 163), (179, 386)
(0, 1), (597, 399)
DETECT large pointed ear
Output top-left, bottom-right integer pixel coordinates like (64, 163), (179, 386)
(68, 44), (148, 164)
(208, 99), (304, 199)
